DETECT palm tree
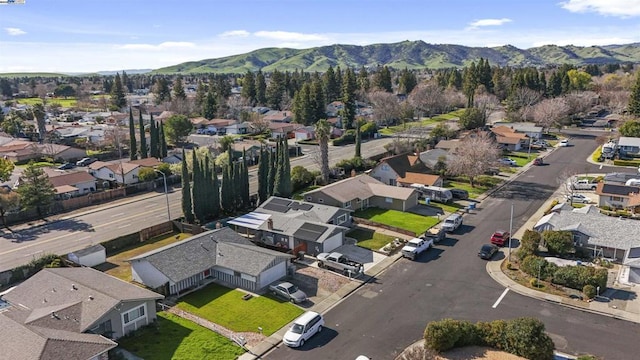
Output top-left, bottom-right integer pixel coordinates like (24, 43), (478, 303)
(315, 119), (331, 184)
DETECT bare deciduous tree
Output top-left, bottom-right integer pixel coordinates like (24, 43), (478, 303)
(409, 82), (444, 117)
(599, 90), (630, 115)
(563, 91), (598, 119)
(442, 88), (466, 112)
(532, 97), (570, 131)
(508, 88), (543, 121)
(368, 90), (400, 127)
(226, 95), (249, 120)
(103, 125), (129, 153)
(474, 93), (500, 125)
(447, 132), (500, 187)
(247, 112), (270, 134)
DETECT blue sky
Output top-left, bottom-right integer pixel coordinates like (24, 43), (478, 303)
(1, 0), (639, 73)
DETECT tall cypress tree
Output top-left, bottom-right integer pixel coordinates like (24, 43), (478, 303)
(281, 138), (292, 198)
(159, 121), (167, 158)
(128, 107), (137, 160)
(274, 138), (287, 197)
(257, 146), (268, 205)
(192, 151), (205, 224)
(149, 117), (158, 158)
(355, 118), (362, 158)
(234, 161), (243, 210)
(181, 149), (194, 223)
(267, 142), (277, 196)
(221, 148), (234, 213)
(629, 70), (640, 116)
(211, 162), (220, 218)
(241, 148), (250, 208)
(138, 109), (148, 158)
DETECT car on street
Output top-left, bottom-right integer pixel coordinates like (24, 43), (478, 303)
(533, 158), (544, 166)
(450, 188), (469, 200)
(566, 194), (590, 204)
(498, 158), (517, 166)
(478, 244), (499, 260)
(559, 139), (569, 147)
(283, 311), (324, 348)
(76, 157), (97, 166)
(57, 162), (76, 170)
(490, 230), (510, 247)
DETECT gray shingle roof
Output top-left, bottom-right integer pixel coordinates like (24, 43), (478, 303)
(303, 174), (415, 203)
(419, 148), (457, 168)
(128, 227), (290, 281)
(258, 215), (347, 245)
(534, 205), (640, 250)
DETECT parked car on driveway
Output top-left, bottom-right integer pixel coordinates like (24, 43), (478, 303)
(490, 230), (510, 247)
(566, 194), (590, 204)
(57, 162), (76, 170)
(478, 244), (499, 260)
(76, 157), (97, 166)
(498, 158), (517, 166)
(559, 139), (569, 147)
(269, 281), (308, 304)
(450, 188), (469, 200)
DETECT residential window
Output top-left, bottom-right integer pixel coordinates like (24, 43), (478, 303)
(109, 174), (114, 178)
(610, 196), (623, 202)
(344, 201), (351, 208)
(123, 305), (145, 325)
(389, 179), (396, 186)
(381, 165), (390, 171)
(337, 214), (347, 224)
(385, 197), (393, 203)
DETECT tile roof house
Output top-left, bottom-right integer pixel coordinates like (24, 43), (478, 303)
(534, 205), (638, 261)
(369, 153), (428, 186)
(128, 227), (293, 295)
(263, 110), (292, 123)
(397, 172), (443, 187)
(492, 122), (543, 139)
(88, 159), (159, 186)
(0, 267), (163, 359)
(491, 126), (529, 151)
(229, 197), (353, 256)
(595, 182), (640, 211)
(303, 174), (419, 212)
(47, 170), (98, 198)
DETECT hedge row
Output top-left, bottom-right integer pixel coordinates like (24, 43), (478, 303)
(613, 159), (640, 166)
(424, 318), (554, 360)
(520, 255), (607, 291)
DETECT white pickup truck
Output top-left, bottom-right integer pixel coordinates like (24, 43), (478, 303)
(317, 252), (364, 276)
(571, 179), (597, 190)
(401, 237), (433, 260)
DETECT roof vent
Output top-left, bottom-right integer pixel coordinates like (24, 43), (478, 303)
(42, 298), (47, 303)
(51, 312), (59, 319)
(51, 288), (56, 292)
(88, 295), (94, 301)
(71, 284), (78, 290)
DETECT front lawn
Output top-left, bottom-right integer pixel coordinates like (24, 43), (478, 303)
(99, 233), (190, 282)
(446, 177), (501, 199)
(118, 312), (245, 360)
(354, 207), (438, 236)
(176, 284), (304, 336)
(421, 200), (464, 214)
(347, 228), (397, 250)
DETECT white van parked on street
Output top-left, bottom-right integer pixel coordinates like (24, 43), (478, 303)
(283, 311), (325, 348)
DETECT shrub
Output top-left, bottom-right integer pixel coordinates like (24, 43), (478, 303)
(542, 230), (574, 256)
(291, 166), (315, 192)
(335, 156), (376, 173)
(424, 318), (462, 352)
(600, 205), (611, 211)
(503, 317), (555, 360)
(544, 200), (559, 215)
(583, 284), (596, 299)
(332, 130), (356, 146)
(518, 230), (541, 259)
(552, 265), (608, 291)
(530, 278), (542, 288)
(613, 159), (640, 166)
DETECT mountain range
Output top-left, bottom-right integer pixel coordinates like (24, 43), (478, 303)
(152, 40), (640, 74)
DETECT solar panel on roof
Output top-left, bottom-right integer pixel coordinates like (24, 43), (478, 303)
(298, 204), (313, 211)
(293, 223), (328, 242)
(629, 247), (640, 259)
(262, 197), (292, 213)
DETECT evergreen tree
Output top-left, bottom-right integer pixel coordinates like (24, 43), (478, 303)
(16, 161), (55, 219)
(355, 118), (363, 158)
(211, 161), (220, 219)
(138, 109), (147, 158)
(221, 148), (235, 213)
(128, 107), (137, 160)
(121, 71), (133, 93)
(266, 69), (285, 110)
(462, 62), (478, 108)
(373, 66), (393, 92)
(192, 151), (206, 224)
(323, 66), (340, 102)
(195, 81), (207, 112)
(173, 76), (186, 100)
(202, 89), (217, 120)
(241, 71), (257, 105)
(267, 142), (277, 196)
(241, 148), (250, 208)
(181, 149), (194, 223)
(292, 83), (312, 124)
(149, 117), (158, 158)
(257, 146), (269, 205)
(281, 139), (292, 198)
(273, 138), (285, 197)
(154, 77), (172, 104)
(341, 68), (357, 129)
(255, 70), (267, 105)
(547, 71), (563, 97)
(234, 161), (243, 210)
(311, 78), (326, 123)
(159, 121), (167, 158)
(315, 119), (331, 184)
(110, 73), (127, 110)
(398, 68), (418, 95)
(357, 66), (370, 93)
(628, 70), (640, 116)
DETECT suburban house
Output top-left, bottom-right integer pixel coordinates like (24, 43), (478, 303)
(595, 182), (640, 212)
(623, 247), (640, 284)
(303, 174), (419, 212)
(491, 126), (529, 151)
(0, 267), (163, 359)
(397, 172), (443, 187)
(263, 110), (292, 123)
(419, 148), (457, 171)
(269, 122), (302, 139)
(326, 101), (344, 117)
(46, 169), (98, 198)
(534, 204), (637, 261)
(617, 136), (640, 156)
(225, 121), (252, 135)
(229, 197), (352, 256)
(294, 126), (316, 141)
(369, 153), (428, 186)
(0, 140), (86, 163)
(88, 161), (145, 186)
(434, 139), (462, 152)
(492, 122), (543, 139)
(128, 227), (293, 295)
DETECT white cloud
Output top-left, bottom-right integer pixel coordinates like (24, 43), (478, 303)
(117, 41), (196, 50)
(467, 18), (512, 29)
(5, 27), (26, 36)
(219, 30), (250, 38)
(560, 0), (640, 17)
(254, 30), (328, 42)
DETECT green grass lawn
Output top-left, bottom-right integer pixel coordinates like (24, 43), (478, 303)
(378, 109), (464, 136)
(176, 284), (304, 336)
(353, 207), (438, 236)
(292, 184), (321, 200)
(421, 200), (464, 214)
(346, 228), (397, 250)
(446, 177), (501, 199)
(17, 97), (77, 107)
(117, 312), (245, 360)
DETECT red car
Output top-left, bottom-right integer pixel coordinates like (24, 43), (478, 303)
(490, 230), (510, 246)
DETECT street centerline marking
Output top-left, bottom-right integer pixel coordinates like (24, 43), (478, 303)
(492, 288), (509, 308)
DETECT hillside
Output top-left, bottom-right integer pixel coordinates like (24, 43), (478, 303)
(152, 40), (640, 74)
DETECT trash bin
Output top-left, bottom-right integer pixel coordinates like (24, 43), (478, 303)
(297, 251), (305, 261)
(425, 197), (430, 204)
(468, 203), (476, 210)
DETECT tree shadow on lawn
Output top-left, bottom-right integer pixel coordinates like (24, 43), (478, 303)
(178, 283), (233, 308)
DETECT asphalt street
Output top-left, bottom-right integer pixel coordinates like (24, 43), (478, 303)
(266, 130), (640, 360)
(0, 138), (393, 272)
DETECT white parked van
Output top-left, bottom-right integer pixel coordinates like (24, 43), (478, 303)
(283, 311), (325, 347)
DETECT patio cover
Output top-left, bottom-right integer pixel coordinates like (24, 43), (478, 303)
(228, 212), (271, 230)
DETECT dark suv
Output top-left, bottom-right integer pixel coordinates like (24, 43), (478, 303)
(450, 188), (469, 200)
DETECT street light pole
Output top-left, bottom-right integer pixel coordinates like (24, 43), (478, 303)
(154, 169), (171, 220)
(508, 203), (514, 262)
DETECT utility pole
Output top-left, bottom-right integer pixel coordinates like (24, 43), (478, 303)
(508, 203), (514, 262)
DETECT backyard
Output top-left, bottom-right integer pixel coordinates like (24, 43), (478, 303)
(117, 312), (245, 360)
(176, 284), (304, 336)
(378, 110), (465, 136)
(97, 232), (191, 281)
(347, 227), (397, 250)
(354, 207), (439, 236)
(446, 177), (502, 199)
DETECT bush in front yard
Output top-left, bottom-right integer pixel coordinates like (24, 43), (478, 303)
(583, 284), (596, 299)
(552, 265), (607, 291)
(517, 230), (541, 259)
(542, 230), (574, 256)
(424, 319), (478, 352)
(520, 255), (556, 280)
